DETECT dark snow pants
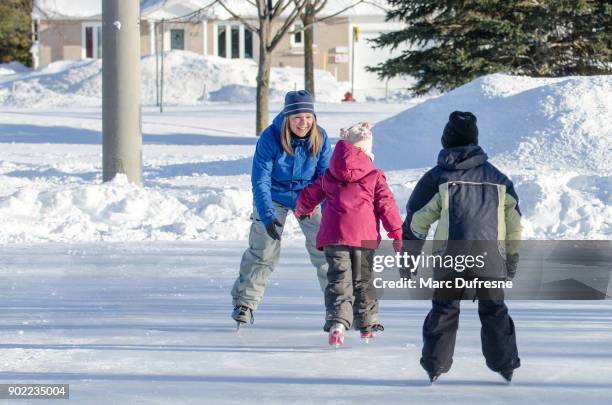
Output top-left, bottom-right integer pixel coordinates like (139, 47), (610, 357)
(420, 284), (521, 375)
(323, 245), (378, 331)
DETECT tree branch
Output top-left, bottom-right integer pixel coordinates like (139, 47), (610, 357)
(271, 0), (288, 19)
(270, 0), (307, 49)
(256, 0), (266, 20)
(216, 0), (259, 33)
(314, 0), (365, 24)
(277, 0), (298, 18)
(313, 0), (328, 15)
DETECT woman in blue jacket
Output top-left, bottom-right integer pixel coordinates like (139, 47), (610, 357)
(231, 90), (332, 327)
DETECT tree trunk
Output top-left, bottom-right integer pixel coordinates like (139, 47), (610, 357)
(303, 3), (315, 98)
(256, 19), (271, 136)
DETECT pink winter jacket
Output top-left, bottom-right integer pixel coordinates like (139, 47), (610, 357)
(295, 140), (403, 250)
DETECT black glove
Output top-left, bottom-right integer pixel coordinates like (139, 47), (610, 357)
(398, 248), (417, 280)
(265, 218), (283, 241)
(506, 253), (520, 281)
(397, 240), (425, 279)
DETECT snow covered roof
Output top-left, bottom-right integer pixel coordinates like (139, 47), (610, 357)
(32, 0), (161, 19)
(196, 0), (389, 20)
(33, 0), (389, 20)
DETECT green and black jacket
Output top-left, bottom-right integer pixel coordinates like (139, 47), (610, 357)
(402, 145), (522, 277)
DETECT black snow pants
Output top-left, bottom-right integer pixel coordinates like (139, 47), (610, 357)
(420, 281), (521, 375)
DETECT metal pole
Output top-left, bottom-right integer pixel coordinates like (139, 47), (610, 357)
(155, 22), (159, 107)
(160, 19), (165, 114)
(385, 77), (389, 102)
(102, 0), (142, 185)
(351, 29), (355, 97)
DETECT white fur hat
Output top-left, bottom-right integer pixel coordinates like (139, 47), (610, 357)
(339, 121), (374, 160)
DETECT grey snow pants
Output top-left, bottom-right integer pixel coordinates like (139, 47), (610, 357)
(231, 201), (328, 310)
(323, 245), (379, 331)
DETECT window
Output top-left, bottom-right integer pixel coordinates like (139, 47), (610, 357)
(215, 23), (254, 59)
(83, 24), (102, 59)
(217, 25), (226, 58)
(231, 26), (240, 58)
(291, 22), (303, 47)
(170, 29), (185, 50)
(245, 29), (253, 58)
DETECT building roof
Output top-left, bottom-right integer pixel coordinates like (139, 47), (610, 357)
(32, 0), (163, 19)
(33, 0), (390, 20)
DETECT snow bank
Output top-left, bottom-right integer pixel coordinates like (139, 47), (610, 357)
(0, 51), (346, 107)
(391, 167), (610, 240)
(0, 165), (608, 243)
(373, 74), (612, 174)
(0, 72), (609, 243)
(0, 174), (261, 244)
(510, 170), (611, 239)
(0, 62), (30, 76)
(33, 0), (101, 18)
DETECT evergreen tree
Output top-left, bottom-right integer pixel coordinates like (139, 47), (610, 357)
(0, 0), (33, 66)
(369, 0), (612, 94)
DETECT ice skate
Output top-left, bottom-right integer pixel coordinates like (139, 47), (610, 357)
(360, 330), (375, 343)
(428, 372), (440, 384)
(232, 305), (254, 330)
(499, 370), (513, 384)
(360, 323), (383, 343)
(328, 323), (345, 348)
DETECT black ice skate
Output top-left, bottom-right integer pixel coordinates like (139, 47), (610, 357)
(428, 372), (440, 384)
(500, 370), (513, 384)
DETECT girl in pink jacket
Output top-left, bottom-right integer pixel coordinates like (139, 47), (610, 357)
(295, 122), (403, 347)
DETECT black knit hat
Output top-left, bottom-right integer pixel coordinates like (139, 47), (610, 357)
(441, 111), (479, 148)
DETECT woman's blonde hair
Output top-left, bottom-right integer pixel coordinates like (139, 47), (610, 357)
(280, 115), (323, 158)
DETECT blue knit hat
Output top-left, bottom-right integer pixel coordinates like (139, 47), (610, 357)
(284, 90), (315, 116)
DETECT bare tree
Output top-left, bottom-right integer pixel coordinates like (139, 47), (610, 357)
(217, 0), (307, 136)
(297, 0), (366, 99)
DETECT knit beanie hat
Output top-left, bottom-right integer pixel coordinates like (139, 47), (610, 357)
(284, 90), (315, 116)
(340, 121), (374, 160)
(441, 111), (479, 148)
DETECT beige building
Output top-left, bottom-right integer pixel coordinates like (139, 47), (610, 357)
(32, 1), (410, 91)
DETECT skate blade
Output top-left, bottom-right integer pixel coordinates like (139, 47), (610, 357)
(362, 337), (371, 344)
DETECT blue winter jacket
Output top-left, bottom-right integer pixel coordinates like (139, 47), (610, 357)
(252, 112), (332, 224)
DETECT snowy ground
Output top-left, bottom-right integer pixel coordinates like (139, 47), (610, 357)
(0, 102), (420, 243)
(2, 242), (612, 404)
(0, 69), (610, 403)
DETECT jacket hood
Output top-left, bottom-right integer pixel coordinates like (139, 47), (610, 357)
(328, 140), (375, 182)
(437, 145), (488, 170)
(271, 111), (285, 134)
